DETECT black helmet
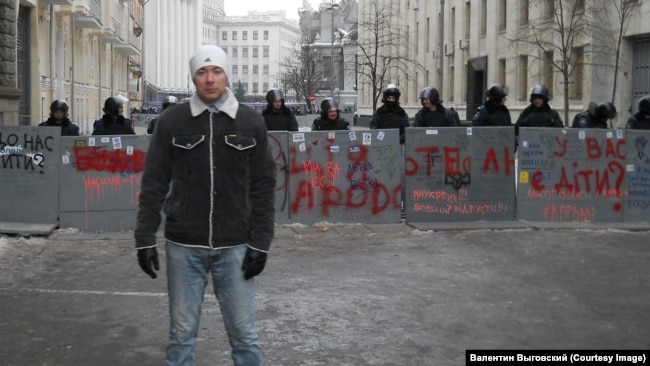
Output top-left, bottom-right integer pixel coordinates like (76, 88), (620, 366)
(382, 84), (401, 104)
(529, 84), (549, 103)
(419, 87), (441, 105)
(266, 88), (284, 105)
(103, 97), (121, 117)
(638, 95), (650, 115)
(486, 83), (509, 101)
(320, 97), (338, 117)
(50, 100), (69, 117)
(591, 101), (617, 120)
(162, 96), (178, 110)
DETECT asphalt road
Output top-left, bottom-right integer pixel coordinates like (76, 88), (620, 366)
(1, 224), (648, 365)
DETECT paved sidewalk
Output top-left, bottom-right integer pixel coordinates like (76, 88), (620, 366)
(1, 224), (649, 365)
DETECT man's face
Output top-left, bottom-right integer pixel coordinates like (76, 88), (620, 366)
(194, 66), (228, 104)
(327, 108), (338, 120)
(421, 97), (431, 108)
(118, 105), (124, 116)
(272, 99), (283, 109)
(386, 95), (396, 103)
(533, 97), (544, 108)
(53, 110), (65, 121)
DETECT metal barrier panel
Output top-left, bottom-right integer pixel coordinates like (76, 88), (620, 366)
(268, 132), (291, 224)
(516, 128), (626, 222)
(288, 130), (402, 225)
(623, 130), (650, 222)
(404, 127), (516, 222)
(58, 135), (150, 231)
(0, 126), (60, 230)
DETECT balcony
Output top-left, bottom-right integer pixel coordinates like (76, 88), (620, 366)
(101, 17), (124, 44)
(73, 0), (103, 29)
(40, 0), (73, 5)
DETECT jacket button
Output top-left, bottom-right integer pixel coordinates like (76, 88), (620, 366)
(238, 144), (242, 148)
(186, 143), (191, 147)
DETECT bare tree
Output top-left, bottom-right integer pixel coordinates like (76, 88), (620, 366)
(510, 0), (589, 125)
(280, 37), (325, 113)
(589, 0), (638, 103)
(356, 0), (420, 112)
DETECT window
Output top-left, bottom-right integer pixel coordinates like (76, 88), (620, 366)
(263, 30), (268, 40)
(519, 0), (529, 25)
(232, 31), (237, 40)
(263, 47), (269, 57)
(232, 65), (238, 75)
(518, 55), (528, 101)
(253, 31), (258, 40)
(263, 82), (268, 92)
(570, 47), (584, 98)
(263, 65), (268, 74)
(232, 48), (238, 57)
(480, 0), (487, 35)
(450, 8), (456, 41)
(252, 82), (258, 94)
(465, 2), (471, 38)
(543, 51), (553, 100)
(498, 58), (506, 86)
(253, 47), (259, 57)
(243, 47), (248, 57)
(253, 65), (258, 74)
(243, 31), (248, 40)
(243, 65), (249, 74)
(544, 0), (555, 18)
(498, 0), (506, 31)
(222, 31), (227, 40)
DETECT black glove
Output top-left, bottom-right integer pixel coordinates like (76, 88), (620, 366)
(137, 248), (160, 279)
(241, 248), (267, 280)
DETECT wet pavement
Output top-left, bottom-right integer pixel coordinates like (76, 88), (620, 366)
(1, 223), (649, 365)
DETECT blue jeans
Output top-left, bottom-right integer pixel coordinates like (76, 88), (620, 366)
(165, 242), (261, 366)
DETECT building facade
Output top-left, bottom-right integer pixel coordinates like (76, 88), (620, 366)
(213, 11), (301, 102)
(357, 0), (650, 127)
(0, 0), (144, 134)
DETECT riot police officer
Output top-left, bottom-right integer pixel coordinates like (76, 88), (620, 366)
(147, 96), (178, 134)
(38, 100), (80, 136)
(370, 84), (410, 143)
(415, 86), (461, 128)
(311, 98), (350, 130)
(262, 88), (298, 131)
(627, 96), (650, 130)
(92, 96), (136, 135)
(472, 83), (512, 127)
(515, 84), (563, 137)
(572, 101), (616, 129)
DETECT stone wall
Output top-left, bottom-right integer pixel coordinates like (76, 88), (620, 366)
(0, 0), (21, 126)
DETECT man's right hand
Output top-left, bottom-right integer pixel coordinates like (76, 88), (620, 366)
(137, 248), (160, 279)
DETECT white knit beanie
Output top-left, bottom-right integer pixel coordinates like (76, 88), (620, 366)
(189, 45), (230, 81)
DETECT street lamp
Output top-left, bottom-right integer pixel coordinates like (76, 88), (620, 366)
(327, 1), (339, 95)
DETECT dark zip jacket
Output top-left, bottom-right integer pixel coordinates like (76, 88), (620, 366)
(135, 90), (276, 252)
(38, 117), (80, 136)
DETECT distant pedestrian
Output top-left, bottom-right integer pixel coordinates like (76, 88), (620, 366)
(92, 96), (136, 135)
(472, 83), (512, 127)
(370, 84), (410, 143)
(262, 88), (298, 131)
(627, 96), (650, 130)
(147, 96), (178, 134)
(572, 102), (616, 129)
(38, 100), (80, 136)
(311, 98), (350, 130)
(415, 86), (461, 128)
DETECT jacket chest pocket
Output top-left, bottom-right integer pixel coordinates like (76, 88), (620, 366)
(172, 134), (206, 173)
(224, 135), (256, 151)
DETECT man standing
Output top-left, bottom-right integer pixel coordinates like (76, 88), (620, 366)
(414, 86), (461, 128)
(134, 44), (276, 366)
(311, 97), (350, 130)
(92, 96), (136, 135)
(471, 83), (511, 127)
(38, 100), (80, 136)
(147, 96), (178, 134)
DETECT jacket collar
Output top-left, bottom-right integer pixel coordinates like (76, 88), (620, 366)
(190, 88), (239, 119)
